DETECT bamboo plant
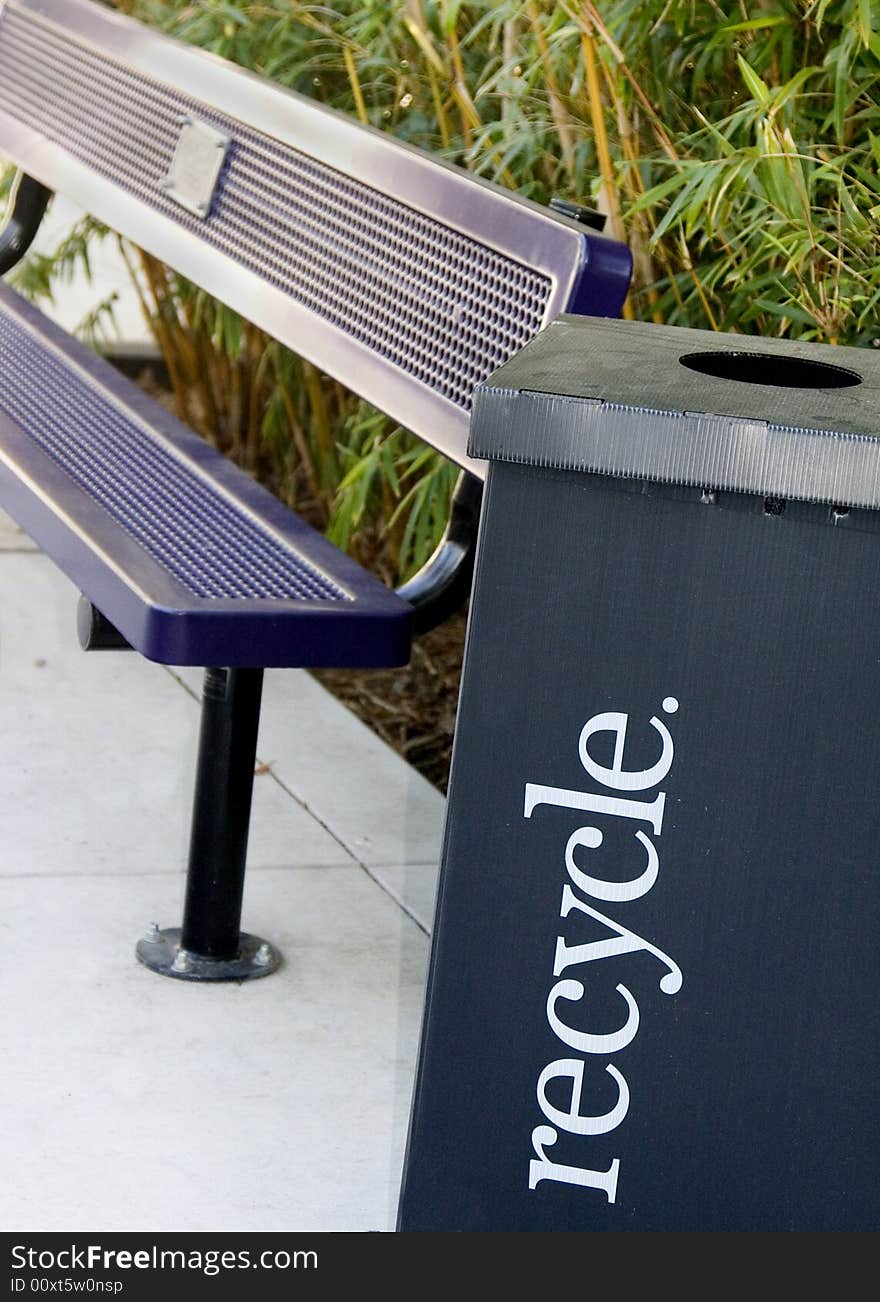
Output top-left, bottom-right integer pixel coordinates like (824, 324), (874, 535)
(4, 0), (877, 579)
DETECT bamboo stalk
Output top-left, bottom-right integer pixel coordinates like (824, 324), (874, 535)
(244, 322), (267, 459)
(580, 28), (626, 244)
(116, 237), (161, 347)
(343, 46), (369, 126)
(526, 0), (576, 176)
(572, 9), (717, 328)
(502, 15), (519, 126)
(145, 261), (216, 422)
(273, 355), (322, 510)
(226, 359), (242, 461)
(449, 28), (519, 185)
(446, 23), (474, 151)
(577, 1), (681, 164)
(301, 361), (337, 493)
(426, 62), (452, 150)
(403, 15), (446, 76)
(677, 230), (720, 330)
(128, 249), (190, 420)
(610, 94), (663, 321)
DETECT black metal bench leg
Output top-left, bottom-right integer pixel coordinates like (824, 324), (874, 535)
(136, 666), (281, 982)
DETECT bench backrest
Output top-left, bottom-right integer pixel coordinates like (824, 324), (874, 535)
(0, 0), (631, 478)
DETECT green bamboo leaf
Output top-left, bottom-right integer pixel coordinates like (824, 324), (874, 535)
(768, 63), (822, 111)
(857, 0), (873, 47)
(753, 297), (822, 327)
(75, 291), (120, 346)
(379, 441), (402, 496)
(222, 309), (242, 359)
(441, 0), (465, 36)
(628, 168), (693, 215)
(721, 16), (789, 33)
(737, 54), (772, 105)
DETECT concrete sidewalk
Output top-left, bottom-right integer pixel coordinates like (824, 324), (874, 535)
(0, 511), (444, 1232)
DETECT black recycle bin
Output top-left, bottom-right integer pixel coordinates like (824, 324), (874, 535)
(398, 316), (880, 1232)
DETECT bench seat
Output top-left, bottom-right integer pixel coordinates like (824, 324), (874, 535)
(0, 283), (412, 668)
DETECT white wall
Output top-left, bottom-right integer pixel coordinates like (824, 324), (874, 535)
(30, 194), (155, 353)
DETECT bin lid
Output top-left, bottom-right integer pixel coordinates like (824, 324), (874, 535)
(468, 315), (880, 510)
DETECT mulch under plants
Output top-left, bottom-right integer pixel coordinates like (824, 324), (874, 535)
(313, 607), (466, 794)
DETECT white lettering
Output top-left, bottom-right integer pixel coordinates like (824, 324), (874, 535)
(536, 1058), (630, 1136)
(524, 783), (666, 835)
(578, 711), (674, 791)
(529, 1125), (620, 1201)
(555, 883), (682, 995)
(565, 826), (659, 902)
(526, 701), (682, 1204)
(547, 978), (640, 1054)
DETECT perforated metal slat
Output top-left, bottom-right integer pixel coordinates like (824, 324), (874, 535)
(0, 302), (348, 602)
(0, 7), (553, 413)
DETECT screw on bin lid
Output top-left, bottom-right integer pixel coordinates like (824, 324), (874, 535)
(468, 316), (880, 510)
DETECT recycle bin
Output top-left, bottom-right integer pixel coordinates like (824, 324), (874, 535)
(397, 315), (880, 1232)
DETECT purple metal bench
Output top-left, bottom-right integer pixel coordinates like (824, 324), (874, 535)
(0, 0), (632, 980)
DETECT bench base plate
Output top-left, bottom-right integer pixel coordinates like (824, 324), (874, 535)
(135, 926), (281, 982)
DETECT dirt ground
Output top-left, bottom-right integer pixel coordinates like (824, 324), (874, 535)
(313, 607), (466, 794)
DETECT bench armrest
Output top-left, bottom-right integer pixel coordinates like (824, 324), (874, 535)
(396, 471), (482, 636)
(0, 171), (51, 275)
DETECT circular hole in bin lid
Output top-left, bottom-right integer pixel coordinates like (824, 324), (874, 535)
(679, 350), (862, 389)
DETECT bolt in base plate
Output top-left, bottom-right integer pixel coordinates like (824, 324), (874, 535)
(135, 927), (281, 982)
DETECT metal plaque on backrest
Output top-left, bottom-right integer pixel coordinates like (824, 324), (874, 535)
(161, 117), (230, 219)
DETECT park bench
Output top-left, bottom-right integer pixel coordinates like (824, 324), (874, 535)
(0, 0), (631, 981)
